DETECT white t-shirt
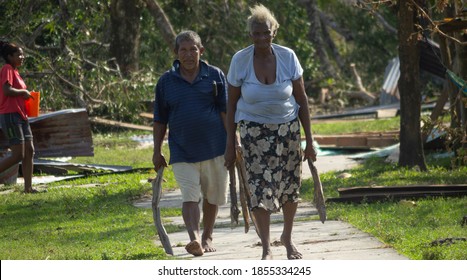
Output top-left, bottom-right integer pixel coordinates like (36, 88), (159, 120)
(227, 43), (303, 124)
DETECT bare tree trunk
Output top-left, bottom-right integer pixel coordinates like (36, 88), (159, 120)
(318, 9), (353, 41)
(109, 0), (142, 78)
(452, 1), (467, 159)
(55, 0), (87, 108)
(303, 0), (338, 79)
(321, 17), (346, 72)
(144, 0), (176, 50)
(397, 0), (427, 171)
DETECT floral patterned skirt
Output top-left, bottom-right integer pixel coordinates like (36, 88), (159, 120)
(239, 118), (302, 213)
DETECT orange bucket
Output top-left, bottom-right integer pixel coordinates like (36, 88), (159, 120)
(25, 91), (40, 117)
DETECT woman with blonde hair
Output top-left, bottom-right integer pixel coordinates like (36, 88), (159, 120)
(224, 4), (316, 260)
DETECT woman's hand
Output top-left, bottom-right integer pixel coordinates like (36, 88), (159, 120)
(303, 141), (317, 162)
(22, 90), (33, 99)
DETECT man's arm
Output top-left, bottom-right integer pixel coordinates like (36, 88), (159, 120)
(152, 121), (168, 170)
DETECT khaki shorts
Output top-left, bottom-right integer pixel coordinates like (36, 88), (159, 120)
(172, 155), (228, 205)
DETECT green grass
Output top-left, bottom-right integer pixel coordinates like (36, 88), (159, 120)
(0, 172), (173, 260)
(330, 197), (466, 260)
(310, 117), (400, 135)
(300, 156), (467, 260)
(1, 117), (466, 259)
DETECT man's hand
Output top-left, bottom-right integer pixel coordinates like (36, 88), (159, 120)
(153, 152), (168, 171)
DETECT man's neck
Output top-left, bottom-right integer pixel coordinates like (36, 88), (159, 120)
(180, 67), (200, 83)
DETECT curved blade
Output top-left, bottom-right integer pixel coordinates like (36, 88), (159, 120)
(151, 167), (173, 255)
(307, 159), (327, 223)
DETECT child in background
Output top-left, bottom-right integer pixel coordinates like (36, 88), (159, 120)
(0, 41), (37, 193)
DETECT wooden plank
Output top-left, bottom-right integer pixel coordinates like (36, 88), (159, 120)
(90, 117), (153, 131)
(336, 136), (368, 147)
(313, 131), (399, 149)
(140, 112), (154, 119)
(367, 136), (399, 148)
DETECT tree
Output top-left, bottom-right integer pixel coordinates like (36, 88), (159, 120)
(109, 0), (143, 78)
(302, 0), (339, 80)
(397, 0), (427, 170)
(144, 0), (176, 50)
(0, 0), (412, 123)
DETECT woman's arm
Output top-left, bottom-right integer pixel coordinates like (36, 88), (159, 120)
(292, 76), (317, 162)
(224, 84), (241, 169)
(2, 83), (30, 98)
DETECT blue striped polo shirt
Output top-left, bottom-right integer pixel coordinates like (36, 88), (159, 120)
(154, 60), (227, 164)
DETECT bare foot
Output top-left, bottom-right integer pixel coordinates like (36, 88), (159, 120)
(202, 238), (216, 253)
(185, 240), (204, 256)
(262, 248), (273, 260)
(24, 188), (44, 194)
(281, 235), (302, 260)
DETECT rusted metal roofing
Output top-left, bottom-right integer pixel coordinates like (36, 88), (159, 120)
(0, 108), (94, 158)
(327, 184), (467, 203)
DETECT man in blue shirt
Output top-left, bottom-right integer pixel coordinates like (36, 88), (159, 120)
(153, 30), (228, 257)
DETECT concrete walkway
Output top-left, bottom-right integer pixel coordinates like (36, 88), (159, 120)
(134, 155), (408, 260)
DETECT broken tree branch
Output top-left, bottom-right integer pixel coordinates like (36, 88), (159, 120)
(349, 63), (376, 103)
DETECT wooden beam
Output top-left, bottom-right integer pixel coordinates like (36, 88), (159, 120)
(140, 112), (154, 119)
(313, 131), (399, 149)
(89, 117), (153, 131)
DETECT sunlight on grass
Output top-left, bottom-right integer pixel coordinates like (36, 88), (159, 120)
(310, 117), (400, 135)
(301, 156), (467, 260)
(1, 120), (465, 260)
(0, 172), (175, 260)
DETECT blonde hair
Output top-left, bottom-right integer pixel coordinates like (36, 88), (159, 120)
(247, 4), (279, 33)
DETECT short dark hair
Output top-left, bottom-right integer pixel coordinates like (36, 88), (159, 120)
(0, 41), (21, 63)
(174, 30), (203, 52)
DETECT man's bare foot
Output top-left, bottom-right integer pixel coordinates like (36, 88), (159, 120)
(185, 240), (204, 256)
(202, 238), (216, 253)
(261, 249), (273, 260)
(281, 235), (302, 260)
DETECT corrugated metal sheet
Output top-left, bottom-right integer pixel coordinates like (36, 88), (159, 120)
(33, 159), (132, 174)
(420, 38), (446, 78)
(379, 39), (446, 105)
(380, 57), (401, 105)
(0, 108), (94, 157)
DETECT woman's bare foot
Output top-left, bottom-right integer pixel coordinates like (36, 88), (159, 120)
(262, 248), (273, 260)
(202, 237), (216, 253)
(281, 235), (302, 260)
